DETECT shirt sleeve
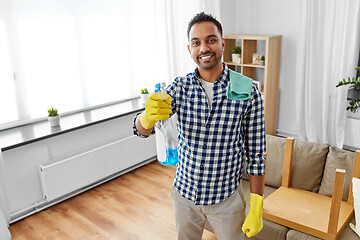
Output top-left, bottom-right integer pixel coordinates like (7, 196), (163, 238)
(132, 112), (155, 138)
(242, 84), (266, 176)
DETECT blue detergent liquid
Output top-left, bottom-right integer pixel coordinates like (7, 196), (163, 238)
(159, 147), (179, 165)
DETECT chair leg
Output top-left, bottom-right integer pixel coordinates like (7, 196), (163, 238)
(327, 169), (346, 235)
(281, 138), (294, 188)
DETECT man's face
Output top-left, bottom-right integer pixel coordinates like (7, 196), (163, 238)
(188, 21), (224, 70)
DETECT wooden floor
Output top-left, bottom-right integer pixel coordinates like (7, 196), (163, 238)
(9, 160), (217, 240)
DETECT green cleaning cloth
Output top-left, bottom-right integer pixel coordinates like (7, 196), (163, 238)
(227, 69), (253, 100)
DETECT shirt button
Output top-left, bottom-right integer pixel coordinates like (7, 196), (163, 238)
(203, 145), (207, 149)
(200, 165), (204, 168)
(206, 124), (210, 128)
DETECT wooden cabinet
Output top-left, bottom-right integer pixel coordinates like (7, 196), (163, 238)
(223, 35), (282, 135)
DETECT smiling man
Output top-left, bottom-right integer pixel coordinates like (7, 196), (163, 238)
(187, 20), (223, 74)
(134, 12), (266, 240)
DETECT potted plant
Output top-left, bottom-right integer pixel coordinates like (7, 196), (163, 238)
(140, 88), (150, 104)
(260, 55), (265, 66)
(47, 107), (60, 127)
(336, 66), (360, 113)
(231, 46), (242, 64)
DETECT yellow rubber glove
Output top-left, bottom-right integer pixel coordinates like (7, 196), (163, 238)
(140, 92), (172, 129)
(242, 193), (264, 238)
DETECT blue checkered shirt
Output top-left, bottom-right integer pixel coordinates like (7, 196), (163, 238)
(133, 63), (266, 205)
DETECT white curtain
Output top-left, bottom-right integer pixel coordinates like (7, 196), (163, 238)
(295, 0), (360, 148)
(0, 0), (221, 128)
(0, 151), (11, 240)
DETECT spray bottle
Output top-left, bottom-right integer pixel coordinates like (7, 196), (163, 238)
(154, 82), (179, 165)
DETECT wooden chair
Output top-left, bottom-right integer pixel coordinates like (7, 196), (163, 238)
(263, 138), (360, 240)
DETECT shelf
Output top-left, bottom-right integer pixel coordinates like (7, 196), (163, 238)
(225, 61), (266, 69)
(223, 34), (282, 135)
(242, 64), (266, 68)
(224, 61), (242, 66)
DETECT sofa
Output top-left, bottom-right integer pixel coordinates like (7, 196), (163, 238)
(241, 134), (358, 240)
(204, 134), (358, 239)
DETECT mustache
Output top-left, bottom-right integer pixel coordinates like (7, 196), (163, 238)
(197, 51), (215, 58)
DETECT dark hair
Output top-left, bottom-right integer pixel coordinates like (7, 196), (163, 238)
(187, 12), (223, 39)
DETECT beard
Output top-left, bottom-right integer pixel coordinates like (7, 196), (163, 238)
(195, 51), (222, 70)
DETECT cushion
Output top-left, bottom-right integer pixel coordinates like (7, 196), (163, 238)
(259, 135), (328, 192)
(286, 229), (322, 240)
(245, 219), (289, 240)
(241, 179), (278, 203)
(263, 135), (286, 188)
(241, 134), (286, 184)
(291, 139), (329, 192)
(318, 146), (355, 201)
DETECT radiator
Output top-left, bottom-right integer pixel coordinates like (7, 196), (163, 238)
(39, 135), (156, 201)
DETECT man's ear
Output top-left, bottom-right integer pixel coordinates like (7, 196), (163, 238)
(187, 45), (191, 54)
(222, 38), (225, 52)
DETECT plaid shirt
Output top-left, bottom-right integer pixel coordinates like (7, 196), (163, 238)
(133, 63), (266, 205)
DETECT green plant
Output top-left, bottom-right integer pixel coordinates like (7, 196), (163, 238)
(336, 66), (360, 113)
(261, 55), (265, 61)
(336, 67), (360, 89)
(346, 99), (360, 113)
(231, 46), (242, 54)
(141, 88), (149, 94)
(47, 107), (59, 117)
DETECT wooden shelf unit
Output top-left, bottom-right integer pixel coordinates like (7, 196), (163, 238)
(223, 35), (282, 135)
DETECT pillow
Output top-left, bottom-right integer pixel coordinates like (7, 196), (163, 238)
(242, 135), (328, 193)
(263, 136), (328, 192)
(241, 134), (285, 185)
(291, 139), (328, 192)
(318, 146), (355, 201)
(263, 135), (286, 188)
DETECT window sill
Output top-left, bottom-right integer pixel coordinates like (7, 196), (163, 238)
(0, 98), (144, 151)
(347, 110), (360, 120)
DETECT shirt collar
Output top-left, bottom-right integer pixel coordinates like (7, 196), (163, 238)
(194, 62), (229, 88)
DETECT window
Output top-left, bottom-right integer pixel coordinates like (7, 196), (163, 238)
(0, 22), (18, 124)
(0, 1), (161, 127)
(81, 16), (132, 106)
(18, 17), (83, 118)
(0, 0), (213, 128)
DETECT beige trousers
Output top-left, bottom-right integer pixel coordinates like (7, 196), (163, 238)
(171, 185), (246, 240)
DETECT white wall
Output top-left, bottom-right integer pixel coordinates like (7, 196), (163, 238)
(221, 0), (302, 137)
(219, 0), (236, 35)
(220, 1), (360, 150)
